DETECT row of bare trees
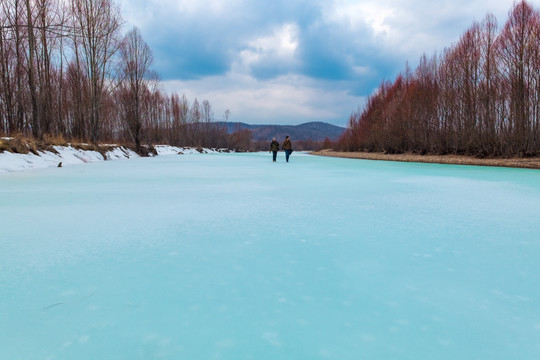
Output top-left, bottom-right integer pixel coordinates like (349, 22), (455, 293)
(338, 1), (540, 157)
(0, 0), (230, 151)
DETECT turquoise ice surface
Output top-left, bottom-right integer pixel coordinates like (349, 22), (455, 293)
(1, 153), (540, 359)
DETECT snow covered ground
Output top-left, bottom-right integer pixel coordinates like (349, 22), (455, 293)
(0, 143), (227, 172)
(1, 152), (540, 359)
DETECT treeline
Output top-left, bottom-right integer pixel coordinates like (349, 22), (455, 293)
(0, 0), (234, 152)
(251, 138), (331, 152)
(337, 1), (540, 157)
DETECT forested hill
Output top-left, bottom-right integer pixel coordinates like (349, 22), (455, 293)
(216, 121), (345, 141)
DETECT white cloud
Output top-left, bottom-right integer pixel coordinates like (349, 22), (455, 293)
(118, 0), (540, 126)
(238, 23), (300, 71)
(324, 0), (540, 64)
(330, 1), (395, 35)
(352, 65), (372, 76)
(162, 72), (362, 126)
(171, 0), (247, 15)
(118, 0), (245, 29)
(252, 23), (298, 58)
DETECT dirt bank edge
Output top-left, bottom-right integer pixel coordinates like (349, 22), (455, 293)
(310, 149), (540, 170)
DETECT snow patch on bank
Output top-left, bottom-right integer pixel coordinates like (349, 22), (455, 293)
(154, 145), (229, 155)
(106, 147), (140, 160)
(0, 145), (227, 173)
(0, 145), (136, 173)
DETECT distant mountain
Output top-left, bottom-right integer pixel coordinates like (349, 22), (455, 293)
(215, 121), (346, 142)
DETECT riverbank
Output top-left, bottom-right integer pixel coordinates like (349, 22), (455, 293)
(311, 149), (540, 169)
(0, 137), (230, 172)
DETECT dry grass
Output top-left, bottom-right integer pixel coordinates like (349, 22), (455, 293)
(0, 136), (55, 155)
(0, 136), (127, 159)
(311, 149), (540, 170)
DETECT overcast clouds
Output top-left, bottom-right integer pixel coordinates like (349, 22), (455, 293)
(117, 0), (540, 126)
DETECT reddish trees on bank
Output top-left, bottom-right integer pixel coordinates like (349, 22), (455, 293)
(338, 1), (540, 157)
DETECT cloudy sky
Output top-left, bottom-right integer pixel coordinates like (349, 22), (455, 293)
(117, 0), (540, 126)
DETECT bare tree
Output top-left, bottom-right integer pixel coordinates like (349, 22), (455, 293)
(201, 99), (213, 123)
(497, 0), (540, 154)
(117, 26), (155, 150)
(70, 0), (122, 143)
(477, 13), (500, 154)
(0, 0), (232, 150)
(22, 0), (40, 138)
(0, 3), (16, 134)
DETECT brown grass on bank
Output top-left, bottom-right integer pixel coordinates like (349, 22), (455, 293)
(311, 149), (540, 170)
(0, 135), (131, 160)
(0, 135), (57, 155)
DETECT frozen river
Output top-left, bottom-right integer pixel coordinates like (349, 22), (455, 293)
(1, 152), (540, 359)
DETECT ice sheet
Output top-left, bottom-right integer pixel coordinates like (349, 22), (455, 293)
(1, 152), (540, 359)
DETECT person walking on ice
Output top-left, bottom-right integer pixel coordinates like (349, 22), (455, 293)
(269, 138), (280, 162)
(282, 135), (293, 162)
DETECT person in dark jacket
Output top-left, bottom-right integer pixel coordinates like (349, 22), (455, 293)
(269, 138), (280, 162)
(282, 136), (293, 162)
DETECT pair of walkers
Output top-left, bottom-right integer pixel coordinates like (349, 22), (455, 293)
(269, 136), (293, 162)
